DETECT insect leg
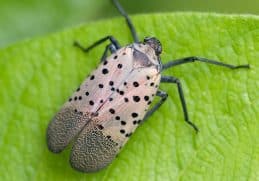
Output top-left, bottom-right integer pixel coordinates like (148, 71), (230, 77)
(74, 35), (121, 53)
(161, 76), (199, 133)
(162, 56), (250, 70)
(111, 0), (139, 43)
(142, 90), (168, 122)
(100, 43), (117, 62)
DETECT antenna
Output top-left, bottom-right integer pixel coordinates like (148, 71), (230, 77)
(111, 0), (139, 43)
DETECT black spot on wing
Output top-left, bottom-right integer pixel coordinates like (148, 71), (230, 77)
(89, 100), (94, 106)
(144, 96), (149, 101)
(133, 96), (140, 102)
(133, 81), (139, 87)
(121, 121), (126, 125)
(131, 112), (138, 118)
(120, 129), (125, 134)
(117, 64), (123, 69)
(103, 60), (108, 65)
(109, 81), (114, 86)
(102, 68), (109, 74)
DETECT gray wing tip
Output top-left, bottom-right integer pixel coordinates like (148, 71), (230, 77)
(46, 107), (89, 154)
(46, 122), (66, 153)
(69, 127), (119, 172)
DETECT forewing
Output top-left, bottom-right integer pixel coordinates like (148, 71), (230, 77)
(47, 47), (133, 153)
(70, 62), (161, 172)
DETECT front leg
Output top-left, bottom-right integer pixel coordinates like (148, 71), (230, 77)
(74, 35), (121, 62)
(162, 56), (250, 70)
(100, 43), (117, 62)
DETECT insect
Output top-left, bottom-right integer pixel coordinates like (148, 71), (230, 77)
(46, 0), (250, 173)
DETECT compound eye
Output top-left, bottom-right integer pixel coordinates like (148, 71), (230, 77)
(143, 37), (162, 56)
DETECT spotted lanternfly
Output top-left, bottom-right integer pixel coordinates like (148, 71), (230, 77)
(46, 0), (250, 173)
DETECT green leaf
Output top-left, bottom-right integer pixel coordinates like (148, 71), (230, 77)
(0, 13), (258, 180)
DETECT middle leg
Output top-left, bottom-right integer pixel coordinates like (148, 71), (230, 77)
(161, 75), (199, 132)
(142, 90), (168, 122)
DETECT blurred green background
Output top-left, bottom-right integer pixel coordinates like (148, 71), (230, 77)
(1, 0), (258, 48)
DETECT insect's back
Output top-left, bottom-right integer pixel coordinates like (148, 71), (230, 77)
(47, 43), (161, 172)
